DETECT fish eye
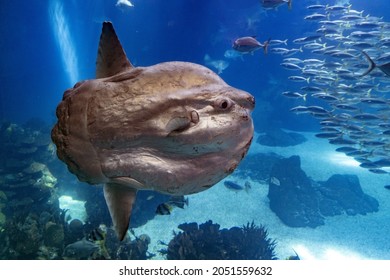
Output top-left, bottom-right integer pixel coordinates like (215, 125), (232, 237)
(221, 100), (229, 109)
(214, 98), (232, 110)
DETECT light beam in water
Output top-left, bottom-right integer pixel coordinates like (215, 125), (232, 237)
(49, 0), (79, 86)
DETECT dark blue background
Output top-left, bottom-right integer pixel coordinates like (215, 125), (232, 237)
(0, 0), (388, 131)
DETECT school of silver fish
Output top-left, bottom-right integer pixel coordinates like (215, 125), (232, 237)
(276, 3), (390, 174)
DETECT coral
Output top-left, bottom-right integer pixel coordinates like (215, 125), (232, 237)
(125, 233), (151, 260)
(6, 214), (42, 258)
(0, 211), (6, 227)
(44, 222), (65, 247)
(39, 168), (57, 188)
(0, 191), (7, 201)
(37, 245), (59, 260)
(0, 191), (7, 212)
(162, 220), (277, 260)
(23, 162), (46, 175)
(106, 229), (152, 260)
(0, 121), (65, 259)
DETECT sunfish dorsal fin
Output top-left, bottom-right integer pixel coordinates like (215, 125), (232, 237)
(103, 182), (137, 241)
(96, 22), (133, 79)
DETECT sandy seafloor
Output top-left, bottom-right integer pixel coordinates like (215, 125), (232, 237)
(131, 131), (390, 260)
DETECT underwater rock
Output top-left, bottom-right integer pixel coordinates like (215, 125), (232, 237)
(23, 162), (46, 175)
(8, 197), (35, 209)
(257, 128), (307, 147)
(8, 214), (42, 258)
(37, 245), (59, 260)
(0, 121), (65, 259)
(268, 155), (324, 228)
(31, 132), (52, 147)
(125, 233), (151, 260)
(268, 156), (379, 228)
(162, 220), (277, 260)
(318, 174), (379, 216)
(0, 191), (7, 210)
(4, 158), (30, 170)
(235, 152), (283, 182)
(0, 122), (58, 192)
(0, 211), (6, 228)
(17, 146), (38, 155)
(44, 222), (65, 247)
(34, 168), (57, 188)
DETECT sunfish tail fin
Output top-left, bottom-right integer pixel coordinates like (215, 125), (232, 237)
(360, 51), (376, 77)
(96, 22), (133, 79)
(288, 0), (292, 10)
(103, 182), (137, 241)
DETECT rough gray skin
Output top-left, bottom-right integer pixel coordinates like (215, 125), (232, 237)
(51, 22), (254, 240)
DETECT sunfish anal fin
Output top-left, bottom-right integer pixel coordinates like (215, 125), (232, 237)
(96, 21), (133, 79)
(103, 182), (137, 241)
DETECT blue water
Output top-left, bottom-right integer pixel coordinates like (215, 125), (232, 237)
(1, 0), (390, 260)
(1, 0), (387, 127)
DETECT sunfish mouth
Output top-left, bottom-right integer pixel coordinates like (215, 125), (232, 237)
(51, 22), (255, 240)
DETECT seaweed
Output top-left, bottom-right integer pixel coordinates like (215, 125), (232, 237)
(161, 220), (277, 260)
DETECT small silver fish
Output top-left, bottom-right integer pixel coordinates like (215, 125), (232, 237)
(288, 76), (310, 83)
(270, 177), (280, 186)
(282, 91), (307, 101)
(304, 13), (328, 21)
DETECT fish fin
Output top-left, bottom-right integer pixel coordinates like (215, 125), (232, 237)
(288, 0), (292, 10)
(166, 116), (191, 134)
(360, 51), (376, 77)
(379, 64), (390, 76)
(263, 38), (271, 55)
(96, 22), (133, 79)
(185, 197), (189, 206)
(103, 182), (137, 241)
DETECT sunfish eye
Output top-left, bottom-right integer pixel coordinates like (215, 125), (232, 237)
(214, 98), (232, 110)
(221, 100), (229, 109)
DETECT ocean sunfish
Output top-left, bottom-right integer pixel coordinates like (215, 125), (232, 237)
(51, 22), (255, 240)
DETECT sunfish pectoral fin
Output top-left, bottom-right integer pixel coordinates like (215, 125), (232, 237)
(96, 22), (133, 79)
(103, 182), (137, 241)
(166, 116), (191, 134)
